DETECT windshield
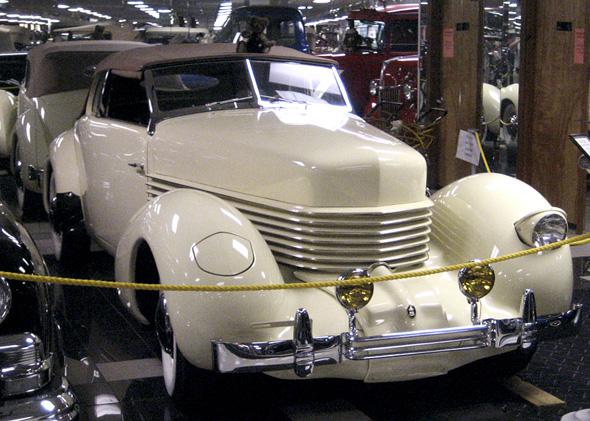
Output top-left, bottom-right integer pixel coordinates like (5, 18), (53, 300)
(151, 59), (350, 114)
(152, 61), (252, 112)
(249, 60), (348, 107)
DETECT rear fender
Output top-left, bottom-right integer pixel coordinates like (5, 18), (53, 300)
(14, 107), (48, 193)
(0, 90), (17, 157)
(45, 128), (85, 211)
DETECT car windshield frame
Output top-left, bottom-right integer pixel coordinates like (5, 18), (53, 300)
(144, 57), (352, 131)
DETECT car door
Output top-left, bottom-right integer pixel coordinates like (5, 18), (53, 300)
(77, 71), (151, 253)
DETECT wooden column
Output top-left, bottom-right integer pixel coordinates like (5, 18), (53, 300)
(518, 0), (590, 230)
(435, 0), (483, 186)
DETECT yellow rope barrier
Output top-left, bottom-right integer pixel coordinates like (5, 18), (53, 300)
(474, 131), (492, 173)
(0, 232), (589, 292)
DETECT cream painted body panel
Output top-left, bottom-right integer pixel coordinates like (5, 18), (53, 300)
(0, 89), (16, 157)
(150, 108), (427, 207)
(76, 116), (149, 253)
(483, 83), (501, 135)
(15, 89), (88, 193)
(45, 128), (87, 213)
(501, 83), (519, 111)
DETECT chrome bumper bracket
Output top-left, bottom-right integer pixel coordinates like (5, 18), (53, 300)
(213, 290), (582, 377)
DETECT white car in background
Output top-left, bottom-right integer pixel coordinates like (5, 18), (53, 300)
(0, 40), (146, 216)
(482, 82), (519, 137)
(47, 43), (580, 402)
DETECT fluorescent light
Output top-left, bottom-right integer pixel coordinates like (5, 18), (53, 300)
(57, 4), (69, 8)
(127, 1), (144, 4)
(157, 9), (172, 13)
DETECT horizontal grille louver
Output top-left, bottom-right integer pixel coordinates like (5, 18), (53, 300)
(147, 177), (432, 272)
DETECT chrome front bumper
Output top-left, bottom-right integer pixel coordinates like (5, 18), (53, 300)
(213, 290), (582, 377)
(0, 333), (78, 420)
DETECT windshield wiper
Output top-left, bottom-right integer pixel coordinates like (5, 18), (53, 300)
(259, 94), (302, 104)
(205, 95), (253, 108)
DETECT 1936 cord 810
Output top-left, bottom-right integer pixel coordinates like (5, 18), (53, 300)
(46, 43), (580, 400)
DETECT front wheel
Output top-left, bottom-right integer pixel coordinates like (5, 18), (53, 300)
(157, 294), (217, 403)
(48, 171), (90, 268)
(162, 334), (198, 401)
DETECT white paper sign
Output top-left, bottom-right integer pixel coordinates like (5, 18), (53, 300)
(570, 134), (590, 158)
(456, 130), (481, 166)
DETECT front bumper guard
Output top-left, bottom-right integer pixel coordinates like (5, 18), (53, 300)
(0, 333), (78, 420)
(213, 290), (582, 377)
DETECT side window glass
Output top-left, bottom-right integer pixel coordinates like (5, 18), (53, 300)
(101, 73), (150, 126)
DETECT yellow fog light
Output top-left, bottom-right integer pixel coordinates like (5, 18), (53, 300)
(457, 262), (495, 301)
(336, 268), (373, 311)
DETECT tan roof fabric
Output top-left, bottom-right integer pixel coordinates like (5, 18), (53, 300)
(95, 43), (336, 76)
(26, 40), (148, 97)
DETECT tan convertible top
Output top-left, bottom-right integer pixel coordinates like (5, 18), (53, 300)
(95, 43), (337, 78)
(26, 40), (148, 97)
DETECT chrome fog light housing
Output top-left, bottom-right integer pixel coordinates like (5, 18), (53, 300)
(515, 209), (568, 247)
(336, 268), (373, 312)
(458, 262), (495, 301)
(0, 277), (12, 324)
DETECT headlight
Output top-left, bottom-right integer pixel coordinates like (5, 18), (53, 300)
(403, 83), (413, 101)
(514, 209), (567, 247)
(0, 277), (12, 324)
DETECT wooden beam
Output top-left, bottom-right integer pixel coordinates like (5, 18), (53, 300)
(518, 0), (590, 230)
(437, 0), (483, 186)
(502, 376), (565, 407)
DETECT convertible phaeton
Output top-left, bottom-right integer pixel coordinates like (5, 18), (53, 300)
(0, 40), (146, 217)
(46, 43), (580, 400)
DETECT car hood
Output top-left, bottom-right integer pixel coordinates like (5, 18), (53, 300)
(148, 107), (427, 208)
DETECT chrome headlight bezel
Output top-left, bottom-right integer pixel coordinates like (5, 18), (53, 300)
(514, 209), (568, 247)
(0, 277), (12, 324)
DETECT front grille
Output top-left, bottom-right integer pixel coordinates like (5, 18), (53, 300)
(379, 85), (402, 118)
(147, 177), (432, 272)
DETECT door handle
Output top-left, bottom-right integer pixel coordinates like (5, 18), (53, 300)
(128, 162), (145, 172)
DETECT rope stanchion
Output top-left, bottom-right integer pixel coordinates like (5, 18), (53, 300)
(1, 232), (589, 292)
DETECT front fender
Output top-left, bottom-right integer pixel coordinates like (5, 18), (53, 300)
(0, 90), (17, 157)
(430, 173), (573, 318)
(115, 189), (289, 369)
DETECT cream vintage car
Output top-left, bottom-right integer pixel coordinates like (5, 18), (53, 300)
(46, 43), (581, 400)
(0, 40), (146, 217)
